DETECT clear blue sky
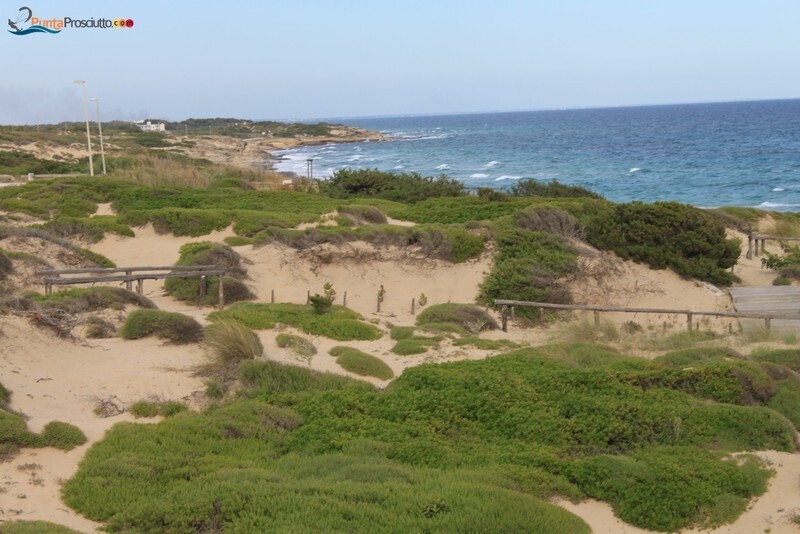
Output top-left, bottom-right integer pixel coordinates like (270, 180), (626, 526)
(1, 0), (799, 124)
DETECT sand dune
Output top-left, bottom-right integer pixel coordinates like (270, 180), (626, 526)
(1, 222), (798, 532)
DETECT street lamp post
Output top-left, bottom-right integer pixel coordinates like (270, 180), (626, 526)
(90, 98), (107, 175)
(306, 158), (313, 181)
(73, 80), (94, 176)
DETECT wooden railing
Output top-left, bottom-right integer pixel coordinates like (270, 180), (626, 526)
(37, 265), (227, 306)
(746, 234), (800, 260)
(494, 300), (800, 332)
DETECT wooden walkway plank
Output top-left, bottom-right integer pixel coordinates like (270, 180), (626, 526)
(729, 286), (800, 332)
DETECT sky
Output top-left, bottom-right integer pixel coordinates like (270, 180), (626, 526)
(1, 0), (799, 124)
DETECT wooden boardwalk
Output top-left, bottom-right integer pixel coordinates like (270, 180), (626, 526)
(728, 286), (800, 332)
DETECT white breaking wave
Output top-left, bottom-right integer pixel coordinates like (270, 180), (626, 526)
(485, 160), (500, 168)
(629, 167), (642, 173)
(435, 164), (450, 170)
(393, 165), (405, 170)
(495, 175), (522, 181)
(773, 187), (786, 192)
(757, 202), (800, 209)
(470, 173), (489, 179)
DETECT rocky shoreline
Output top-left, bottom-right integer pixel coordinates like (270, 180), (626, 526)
(169, 125), (386, 174)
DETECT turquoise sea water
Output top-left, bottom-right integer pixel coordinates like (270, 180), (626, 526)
(273, 99), (800, 210)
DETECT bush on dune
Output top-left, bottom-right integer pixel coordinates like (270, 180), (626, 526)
(119, 309), (203, 344)
(319, 168), (466, 203)
(60, 343), (799, 533)
(163, 242), (254, 306)
(587, 201), (740, 286)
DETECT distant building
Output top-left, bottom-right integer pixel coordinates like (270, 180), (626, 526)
(134, 120), (166, 132)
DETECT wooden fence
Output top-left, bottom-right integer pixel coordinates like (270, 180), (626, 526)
(746, 234), (800, 260)
(37, 265), (227, 306)
(494, 299), (800, 333)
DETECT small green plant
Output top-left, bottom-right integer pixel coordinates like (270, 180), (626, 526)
(130, 399), (187, 418)
(772, 275), (791, 286)
(276, 333), (317, 364)
(310, 282), (336, 314)
(378, 285), (386, 305)
(39, 421), (87, 450)
(202, 321), (263, 380)
(329, 346), (394, 380)
(418, 293), (428, 307)
(119, 310), (203, 344)
(416, 303), (498, 333)
(392, 338), (439, 355)
(205, 379), (226, 400)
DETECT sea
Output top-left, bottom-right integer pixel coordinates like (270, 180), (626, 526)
(272, 99), (800, 211)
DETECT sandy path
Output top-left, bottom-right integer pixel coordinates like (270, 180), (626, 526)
(0, 315), (206, 531)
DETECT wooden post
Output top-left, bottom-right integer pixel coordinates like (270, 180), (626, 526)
(199, 275), (207, 298)
(686, 312), (693, 332)
(754, 239), (760, 257)
(746, 235), (753, 260)
(125, 270), (132, 291)
(136, 279), (143, 294)
(45, 283), (51, 296)
(343, 291), (347, 308)
(411, 298), (415, 315)
(761, 239), (767, 254)
(307, 290), (310, 304)
(593, 310), (600, 326)
(765, 317), (771, 332)
(501, 305), (509, 332)
(218, 275), (224, 307)
(377, 290), (381, 313)
(511, 307), (516, 320)
(271, 289), (274, 303)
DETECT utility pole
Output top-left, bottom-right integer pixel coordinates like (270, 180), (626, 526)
(90, 97), (107, 175)
(73, 80), (94, 176)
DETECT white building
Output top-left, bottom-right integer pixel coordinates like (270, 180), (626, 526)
(134, 120), (166, 132)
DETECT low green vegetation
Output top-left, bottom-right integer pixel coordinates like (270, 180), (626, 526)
(40, 215), (134, 243)
(276, 333), (317, 360)
(510, 178), (605, 199)
(0, 521), (83, 534)
(478, 222), (578, 317)
(163, 242), (254, 306)
(416, 303), (498, 333)
(0, 225), (115, 267)
(119, 309), (203, 344)
(201, 321), (264, 381)
(319, 168), (466, 203)
(209, 302), (382, 341)
(62, 342), (799, 532)
(0, 150), (84, 176)
(1, 385), (86, 459)
(453, 337), (521, 350)
(26, 287), (155, 313)
(329, 346), (394, 380)
(129, 399), (188, 418)
(391, 337), (441, 355)
(223, 235), (254, 247)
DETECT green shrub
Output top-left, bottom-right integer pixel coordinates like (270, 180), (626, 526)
(568, 447), (770, 531)
(329, 346), (394, 380)
(510, 179), (604, 199)
(0, 520), (83, 533)
(203, 321), (263, 379)
(223, 235), (254, 247)
(391, 338), (438, 355)
(29, 286), (156, 314)
(209, 303), (382, 341)
(276, 333), (317, 360)
(587, 202), (740, 286)
(129, 400), (159, 418)
(163, 242), (254, 306)
(477, 227), (577, 317)
(39, 421), (87, 449)
(119, 309), (204, 344)
(390, 326), (416, 340)
(773, 275), (791, 286)
(85, 316), (116, 339)
(337, 205), (388, 224)
(453, 337), (521, 350)
(130, 400), (188, 418)
(320, 168), (466, 203)
(41, 216), (134, 243)
(0, 225), (113, 267)
(416, 303), (498, 333)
